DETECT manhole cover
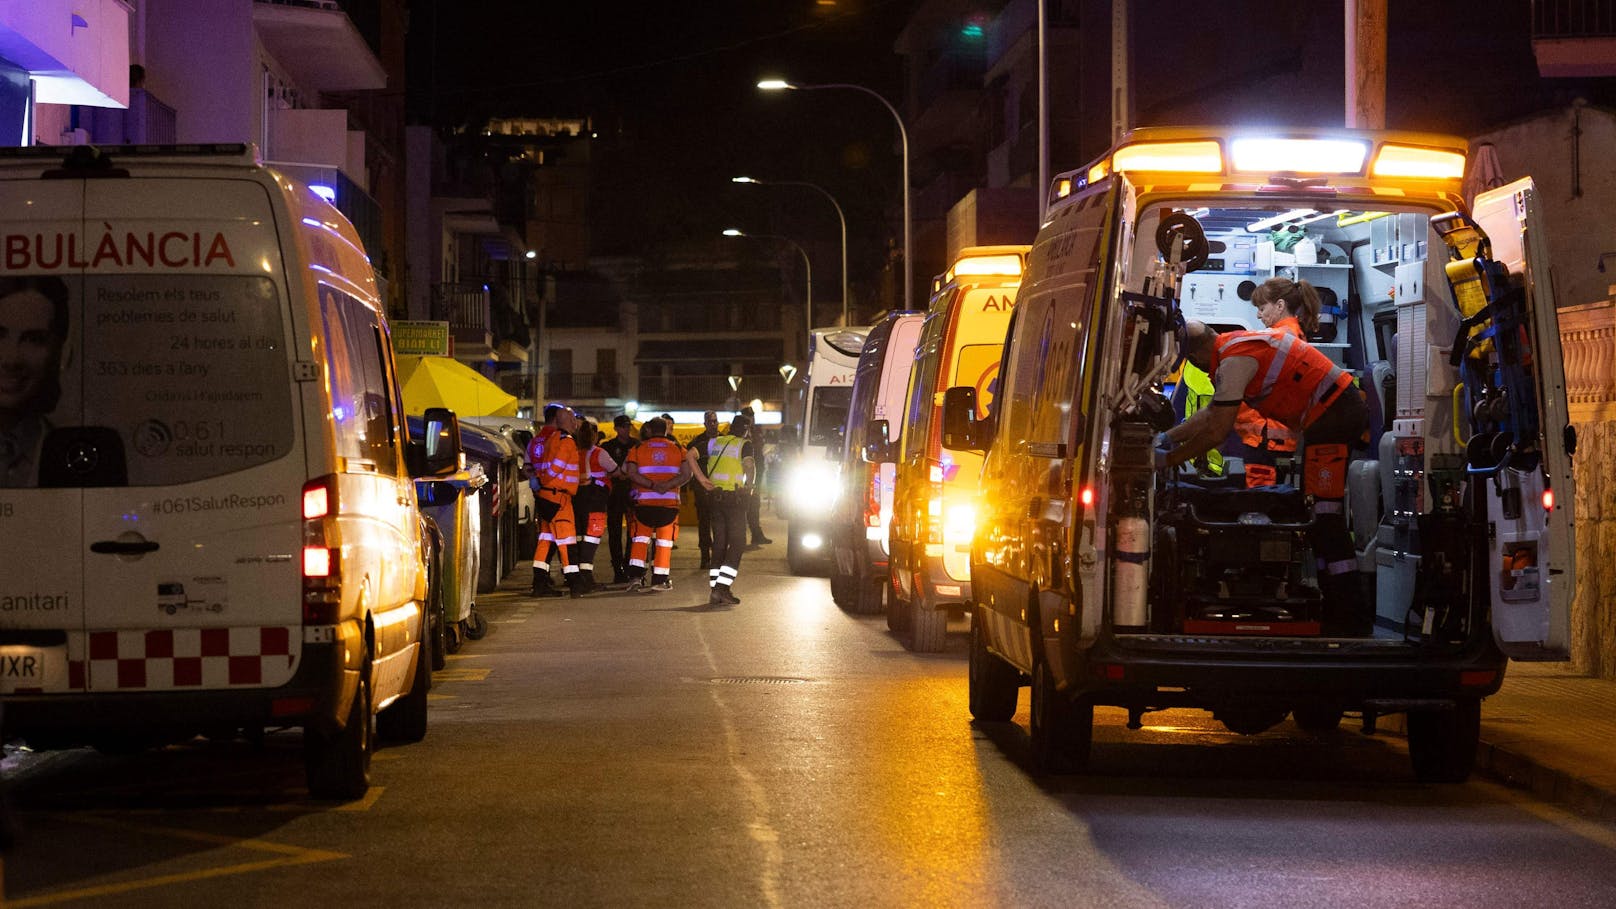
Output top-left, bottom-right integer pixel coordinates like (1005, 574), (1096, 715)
(710, 676), (811, 685)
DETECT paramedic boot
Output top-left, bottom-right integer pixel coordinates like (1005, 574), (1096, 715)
(715, 585), (740, 606)
(531, 567), (563, 598)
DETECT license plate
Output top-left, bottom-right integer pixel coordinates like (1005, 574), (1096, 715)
(0, 645), (64, 693)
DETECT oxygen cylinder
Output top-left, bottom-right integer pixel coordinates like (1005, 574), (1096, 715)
(1112, 515), (1151, 628)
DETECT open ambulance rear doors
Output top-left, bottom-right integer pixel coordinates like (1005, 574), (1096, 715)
(1468, 178), (1575, 661)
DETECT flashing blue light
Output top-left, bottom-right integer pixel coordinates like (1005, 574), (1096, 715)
(961, 23), (984, 39)
(309, 183), (337, 202)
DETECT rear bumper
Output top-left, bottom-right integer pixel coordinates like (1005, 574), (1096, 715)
(3, 640), (353, 743)
(1073, 635), (1507, 708)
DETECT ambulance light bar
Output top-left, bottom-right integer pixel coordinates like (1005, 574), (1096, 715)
(947, 252), (1024, 280)
(1229, 137), (1368, 174)
(1111, 140), (1223, 175)
(1370, 144), (1466, 179)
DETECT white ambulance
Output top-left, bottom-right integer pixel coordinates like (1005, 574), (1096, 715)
(0, 144), (458, 799)
(783, 326), (867, 574)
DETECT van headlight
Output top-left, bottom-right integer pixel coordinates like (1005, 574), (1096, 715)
(943, 503), (976, 543)
(788, 461), (839, 515)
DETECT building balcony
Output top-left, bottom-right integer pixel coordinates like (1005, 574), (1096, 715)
(432, 282), (494, 360)
(82, 88), (177, 145)
(253, 0), (386, 92)
(637, 301), (785, 334)
(1532, 0), (1616, 76)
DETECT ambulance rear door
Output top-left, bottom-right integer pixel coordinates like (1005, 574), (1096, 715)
(0, 178), (86, 698)
(1470, 177), (1574, 660)
(75, 177), (306, 693)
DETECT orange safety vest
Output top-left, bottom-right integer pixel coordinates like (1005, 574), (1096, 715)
(585, 446), (612, 488)
(539, 431), (580, 495)
(626, 436), (684, 505)
(1234, 317), (1303, 451)
(1210, 329), (1352, 432)
(527, 424), (557, 471)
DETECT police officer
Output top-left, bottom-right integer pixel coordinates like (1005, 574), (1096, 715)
(738, 406), (772, 545)
(684, 410), (720, 567)
(1161, 320), (1368, 634)
(692, 413), (755, 605)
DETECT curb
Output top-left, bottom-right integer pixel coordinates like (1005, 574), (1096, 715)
(1475, 738), (1616, 821)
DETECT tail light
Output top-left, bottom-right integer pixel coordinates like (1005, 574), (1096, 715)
(864, 471), (882, 527)
(925, 491), (943, 545)
(302, 475), (341, 624)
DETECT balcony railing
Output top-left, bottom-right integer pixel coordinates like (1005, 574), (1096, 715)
(432, 283), (492, 334)
(1533, 0), (1616, 36)
(495, 371), (535, 400)
(638, 302), (785, 333)
(546, 372), (623, 399)
(636, 374), (786, 406)
(83, 89), (177, 145)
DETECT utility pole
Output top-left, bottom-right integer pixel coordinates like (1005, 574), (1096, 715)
(1345, 0), (1388, 129)
(1111, 0), (1129, 143)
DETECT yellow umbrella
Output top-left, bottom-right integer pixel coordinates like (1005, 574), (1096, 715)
(396, 355), (519, 417)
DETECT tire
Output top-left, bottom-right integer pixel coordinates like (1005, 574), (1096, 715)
(305, 664), (373, 800)
(850, 550), (884, 616)
(1292, 704), (1344, 734)
(477, 488), (499, 593)
(465, 609), (489, 641)
(378, 640), (430, 744)
(968, 613), (1020, 722)
(787, 528), (808, 576)
(445, 622), (464, 654)
(909, 598), (947, 653)
(427, 543), (448, 672)
(829, 551), (853, 607)
(1407, 698), (1481, 783)
(1029, 658), (1092, 774)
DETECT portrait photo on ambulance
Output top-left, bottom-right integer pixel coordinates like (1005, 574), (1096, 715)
(951, 128), (1575, 782)
(0, 145), (456, 801)
(0, 275), (69, 488)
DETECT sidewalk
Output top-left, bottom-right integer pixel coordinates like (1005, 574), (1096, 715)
(1471, 662), (1616, 818)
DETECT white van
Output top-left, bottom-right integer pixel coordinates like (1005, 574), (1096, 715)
(782, 326), (867, 573)
(0, 144), (457, 799)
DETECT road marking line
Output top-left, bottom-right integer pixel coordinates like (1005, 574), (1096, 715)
(432, 668), (491, 683)
(427, 692), (457, 701)
(1479, 780), (1616, 851)
(695, 619), (783, 909)
(332, 785), (388, 811)
(8, 815), (346, 907)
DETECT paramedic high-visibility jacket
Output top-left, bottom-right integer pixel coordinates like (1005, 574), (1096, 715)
(1207, 329), (1354, 435)
(1233, 316), (1304, 453)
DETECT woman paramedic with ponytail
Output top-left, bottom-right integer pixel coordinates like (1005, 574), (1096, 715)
(1235, 276), (1322, 487)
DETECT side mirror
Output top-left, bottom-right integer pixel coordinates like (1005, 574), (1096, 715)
(408, 407), (463, 478)
(862, 419), (894, 463)
(941, 386), (983, 452)
(417, 479), (463, 506)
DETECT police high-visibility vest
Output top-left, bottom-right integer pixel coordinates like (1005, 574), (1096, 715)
(1209, 330), (1352, 431)
(705, 434), (748, 491)
(1178, 363), (1223, 475)
(627, 437), (683, 505)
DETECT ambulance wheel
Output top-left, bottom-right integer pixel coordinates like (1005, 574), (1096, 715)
(909, 598), (947, 653)
(426, 548), (448, 671)
(786, 530), (807, 575)
(1029, 658), (1091, 774)
(305, 662), (373, 800)
(829, 558), (853, 607)
(968, 613), (1020, 722)
(1292, 704), (1344, 734)
(885, 574), (910, 633)
(378, 638), (430, 744)
(465, 609), (489, 641)
(850, 551), (883, 615)
(1407, 698), (1481, 783)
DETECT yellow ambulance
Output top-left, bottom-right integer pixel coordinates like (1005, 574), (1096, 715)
(945, 127), (1575, 780)
(889, 246), (1026, 651)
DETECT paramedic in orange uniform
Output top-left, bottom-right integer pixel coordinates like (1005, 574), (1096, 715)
(1161, 320), (1369, 634)
(530, 407), (583, 597)
(1233, 277), (1320, 487)
(623, 417), (690, 592)
(526, 403), (563, 595)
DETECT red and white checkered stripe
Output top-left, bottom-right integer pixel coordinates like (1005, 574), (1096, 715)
(61, 627), (299, 692)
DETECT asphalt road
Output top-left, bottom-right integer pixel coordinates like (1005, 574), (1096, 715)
(6, 519), (1616, 907)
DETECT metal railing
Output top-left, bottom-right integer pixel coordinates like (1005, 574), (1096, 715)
(546, 373), (623, 399)
(1532, 0), (1616, 36)
(636, 374), (786, 405)
(639, 302), (785, 333)
(431, 283), (492, 334)
(83, 89), (178, 145)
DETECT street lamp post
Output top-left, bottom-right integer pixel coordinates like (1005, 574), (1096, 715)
(733, 176), (850, 326)
(757, 78), (911, 311)
(723, 228), (813, 358)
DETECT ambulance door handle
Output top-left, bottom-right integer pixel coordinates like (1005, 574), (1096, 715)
(91, 540), (160, 555)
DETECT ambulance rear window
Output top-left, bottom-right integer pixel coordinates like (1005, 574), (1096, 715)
(807, 386), (853, 446)
(69, 274), (295, 487)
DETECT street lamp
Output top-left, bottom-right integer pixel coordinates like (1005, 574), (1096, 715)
(723, 228), (813, 361)
(757, 78), (911, 311)
(733, 176), (850, 326)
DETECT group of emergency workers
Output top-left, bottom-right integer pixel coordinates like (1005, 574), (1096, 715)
(524, 403), (759, 607)
(1159, 275), (1371, 633)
